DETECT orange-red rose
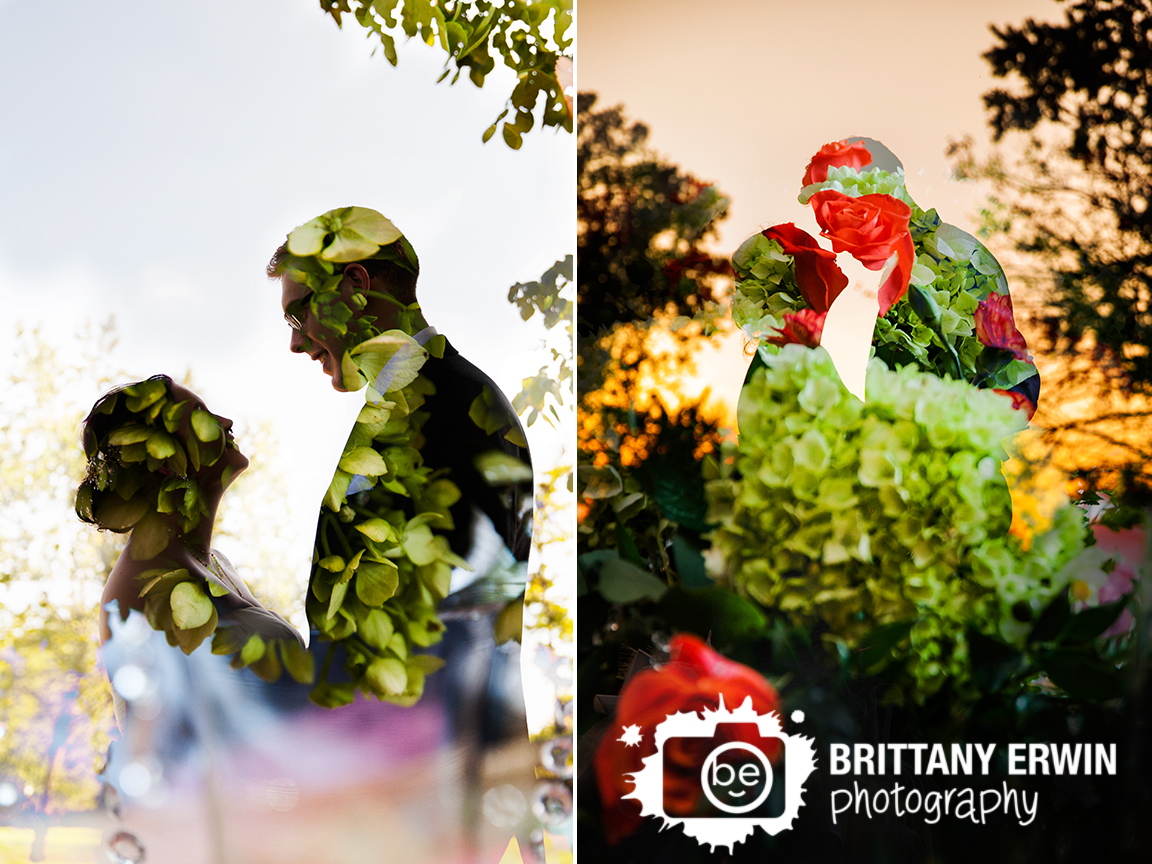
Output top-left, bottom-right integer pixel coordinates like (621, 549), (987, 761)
(767, 310), (826, 348)
(593, 634), (781, 844)
(808, 189), (914, 316)
(802, 139), (873, 187)
(762, 223), (847, 313)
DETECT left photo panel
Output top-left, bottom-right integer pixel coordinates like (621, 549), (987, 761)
(0, 2), (574, 862)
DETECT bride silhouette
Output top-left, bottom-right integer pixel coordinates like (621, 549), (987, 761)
(81, 369), (530, 863)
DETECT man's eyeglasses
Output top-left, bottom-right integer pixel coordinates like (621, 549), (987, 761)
(284, 290), (314, 330)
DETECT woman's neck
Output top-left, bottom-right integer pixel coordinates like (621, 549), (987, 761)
(122, 501), (220, 565)
(177, 518), (214, 557)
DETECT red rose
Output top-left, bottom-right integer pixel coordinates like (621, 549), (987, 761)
(808, 190), (915, 316)
(592, 634), (781, 844)
(803, 139), (873, 187)
(766, 310), (826, 348)
(762, 223), (848, 313)
(975, 291), (1029, 361)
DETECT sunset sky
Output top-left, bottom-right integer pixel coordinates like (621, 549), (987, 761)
(579, 0), (1065, 416)
(580, 0), (1061, 250)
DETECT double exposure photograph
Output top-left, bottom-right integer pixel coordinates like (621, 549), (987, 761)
(4, 1), (1152, 863)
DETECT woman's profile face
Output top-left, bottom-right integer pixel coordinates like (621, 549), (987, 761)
(165, 381), (250, 485)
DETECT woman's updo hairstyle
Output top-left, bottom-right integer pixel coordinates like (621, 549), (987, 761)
(76, 376), (231, 535)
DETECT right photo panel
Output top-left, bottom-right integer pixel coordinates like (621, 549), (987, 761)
(576, 0), (1152, 860)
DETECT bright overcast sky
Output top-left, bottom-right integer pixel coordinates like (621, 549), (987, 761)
(0, 0), (574, 595)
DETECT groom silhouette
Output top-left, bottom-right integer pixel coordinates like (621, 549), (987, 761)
(268, 208), (533, 708)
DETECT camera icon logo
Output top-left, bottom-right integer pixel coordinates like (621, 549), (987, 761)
(623, 697), (817, 852)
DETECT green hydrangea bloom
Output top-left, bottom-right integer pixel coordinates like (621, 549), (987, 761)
(709, 347), (1086, 701)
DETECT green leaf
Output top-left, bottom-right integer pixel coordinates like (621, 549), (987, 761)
(408, 654), (445, 675)
(107, 424), (152, 446)
(495, 596), (523, 644)
(248, 641), (284, 682)
(469, 386), (510, 434)
(324, 469), (353, 512)
(123, 379), (166, 413)
(354, 518), (397, 543)
(504, 424), (528, 448)
(318, 555), (346, 572)
(240, 633), (266, 665)
(287, 219), (328, 256)
(502, 124), (523, 150)
(339, 446), (389, 476)
(670, 532), (709, 589)
(94, 491), (150, 532)
(401, 523), (439, 566)
(345, 331), (427, 393)
(854, 620), (915, 672)
(173, 605), (217, 655)
(191, 409), (221, 442)
(1030, 587), (1071, 643)
(186, 434), (201, 472)
(309, 682), (356, 708)
(340, 206), (402, 245)
(327, 579), (349, 621)
(359, 608), (395, 649)
(577, 464), (622, 499)
(1058, 594), (1131, 643)
(658, 587), (768, 647)
(129, 512), (171, 561)
(474, 450), (533, 485)
(1042, 649), (1125, 701)
(594, 552), (668, 604)
(356, 558), (400, 606)
(614, 522), (646, 568)
(138, 568), (185, 597)
(162, 399), (190, 433)
(170, 581), (214, 630)
(281, 638), (315, 684)
(146, 430), (177, 460)
(365, 657), (408, 696)
(968, 628), (1025, 693)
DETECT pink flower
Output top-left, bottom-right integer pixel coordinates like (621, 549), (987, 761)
(1092, 524), (1145, 637)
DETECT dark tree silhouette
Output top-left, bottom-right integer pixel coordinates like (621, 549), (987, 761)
(577, 93), (730, 336)
(951, 0), (1152, 491)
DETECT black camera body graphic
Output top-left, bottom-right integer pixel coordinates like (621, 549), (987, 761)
(663, 722), (788, 818)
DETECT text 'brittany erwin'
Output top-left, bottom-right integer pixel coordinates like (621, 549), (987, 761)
(830, 741), (1118, 776)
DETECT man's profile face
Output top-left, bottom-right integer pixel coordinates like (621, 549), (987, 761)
(280, 275), (351, 391)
